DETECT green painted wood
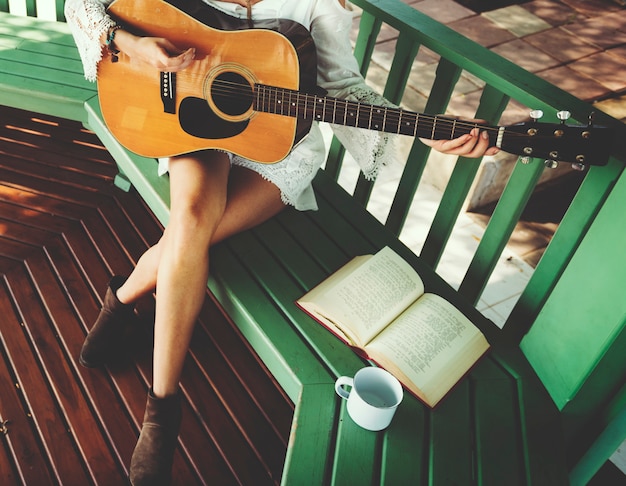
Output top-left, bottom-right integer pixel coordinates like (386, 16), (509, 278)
(521, 167), (626, 409)
(352, 10), (382, 77)
(0, 12), (94, 122)
(331, 405), (379, 484)
(55, 0), (65, 21)
(569, 384), (626, 486)
(490, 346), (569, 484)
(225, 228), (366, 380)
(25, 0), (36, 16)
(324, 136), (347, 182)
(351, 32), (421, 208)
(385, 58), (462, 236)
(0, 11), (74, 42)
(429, 381), (475, 484)
(472, 358), (525, 485)
(281, 385), (337, 485)
(420, 85), (509, 268)
(458, 159), (545, 305)
(504, 159), (624, 342)
(208, 246), (327, 402)
(521, 169), (626, 481)
(380, 397), (426, 484)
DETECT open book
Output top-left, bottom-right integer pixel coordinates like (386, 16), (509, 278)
(297, 246), (490, 407)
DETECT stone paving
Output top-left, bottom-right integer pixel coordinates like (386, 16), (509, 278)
(404, 0), (626, 122)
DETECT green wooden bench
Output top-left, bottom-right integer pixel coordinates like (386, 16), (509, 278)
(2, 0), (626, 484)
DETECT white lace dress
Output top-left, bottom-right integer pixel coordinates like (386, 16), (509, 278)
(65, 0), (396, 210)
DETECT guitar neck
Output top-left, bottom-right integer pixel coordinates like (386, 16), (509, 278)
(254, 84), (499, 144)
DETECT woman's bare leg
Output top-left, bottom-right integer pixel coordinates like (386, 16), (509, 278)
(115, 165), (285, 305)
(149, 151), (230, 397)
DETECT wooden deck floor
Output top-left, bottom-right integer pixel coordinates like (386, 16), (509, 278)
(0, 106), (293, 485)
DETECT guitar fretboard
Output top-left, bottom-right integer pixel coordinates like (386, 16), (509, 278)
(253, 83), (490, 142)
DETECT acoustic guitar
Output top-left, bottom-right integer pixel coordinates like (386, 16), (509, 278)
(97, 0), (613, 168)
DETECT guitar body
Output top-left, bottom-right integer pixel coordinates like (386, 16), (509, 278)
(98, 0), (317, 162)
(98, 0), (613, 168)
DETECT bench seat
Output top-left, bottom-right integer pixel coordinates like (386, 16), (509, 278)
(3, 3), (623, 484)
(205, 170), (569, 484)
(0, 12), (96, 123)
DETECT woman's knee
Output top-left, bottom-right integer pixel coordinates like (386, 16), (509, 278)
(167, 151), (230, 236)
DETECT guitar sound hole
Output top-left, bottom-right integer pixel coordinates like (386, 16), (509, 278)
(211, 71), (253, 117)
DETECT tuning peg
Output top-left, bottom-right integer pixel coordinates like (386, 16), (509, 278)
(557, 111), (571, 124)
(544, 160), (559, 169)
(529, 110), (544, 121)
(571, 162), (586, 171)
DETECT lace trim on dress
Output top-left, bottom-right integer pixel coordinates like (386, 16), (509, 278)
(330, 85), (399, 181)
(65, 0), (115, 82)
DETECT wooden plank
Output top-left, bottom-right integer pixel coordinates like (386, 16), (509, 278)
(209, 240), (335, 399)
(282, 384), (337, 486)
(429, 381), (474, 484)
(0, 12), (74, 43)
(186, 323), (288, 481)
(521, 167), (626, 408)
(331, 404), (380, 484)
(0, 107), (292, 484)
(380, 397), (427, 484)
(2, 266), (95, 484)
(20, 253), (131, 483)
(492, 347), (568, 484)
(472, 358), (525, 485)
(0, 289), (57, 485)
(227, 227), (365, 379)
(197, 295), (294, 444)
(0, 47), (85, 75)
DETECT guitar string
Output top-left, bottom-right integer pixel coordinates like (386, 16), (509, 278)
(200, 78), (545, 139)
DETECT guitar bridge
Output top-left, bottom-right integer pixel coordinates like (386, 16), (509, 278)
(161, 72), (176, 114)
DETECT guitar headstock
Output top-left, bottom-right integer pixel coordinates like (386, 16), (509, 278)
(499, 111), (614, 170)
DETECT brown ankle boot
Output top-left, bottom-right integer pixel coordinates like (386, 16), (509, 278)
(79, 276), (135, 368)
(130, 389), (182, 486)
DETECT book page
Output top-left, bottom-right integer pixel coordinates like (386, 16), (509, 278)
(365, 293), (489, 406)
(299, 247), (425, 346)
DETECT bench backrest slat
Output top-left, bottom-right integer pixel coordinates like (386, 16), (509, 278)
(345, 0), (625, 334)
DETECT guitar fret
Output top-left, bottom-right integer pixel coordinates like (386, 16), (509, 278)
(316, 96), (324, 122)
(303, 92), (308, 119)
(292, 91), (298, 118)
(251, 85), (506, 152)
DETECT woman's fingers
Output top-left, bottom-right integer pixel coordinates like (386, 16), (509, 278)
(420, 127), (499, 158)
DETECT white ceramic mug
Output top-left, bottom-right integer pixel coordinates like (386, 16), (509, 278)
(334, 367), (403, 431)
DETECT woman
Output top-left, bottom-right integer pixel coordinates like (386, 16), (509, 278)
(65, 0), (498, 484)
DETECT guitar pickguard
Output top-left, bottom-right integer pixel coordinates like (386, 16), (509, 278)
(179, 97), (249, 139)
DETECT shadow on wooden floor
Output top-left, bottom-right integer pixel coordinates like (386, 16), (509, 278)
(0, 106), (293, 485)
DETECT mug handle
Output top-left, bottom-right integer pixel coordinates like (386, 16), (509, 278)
(335, 376), (353, 400)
